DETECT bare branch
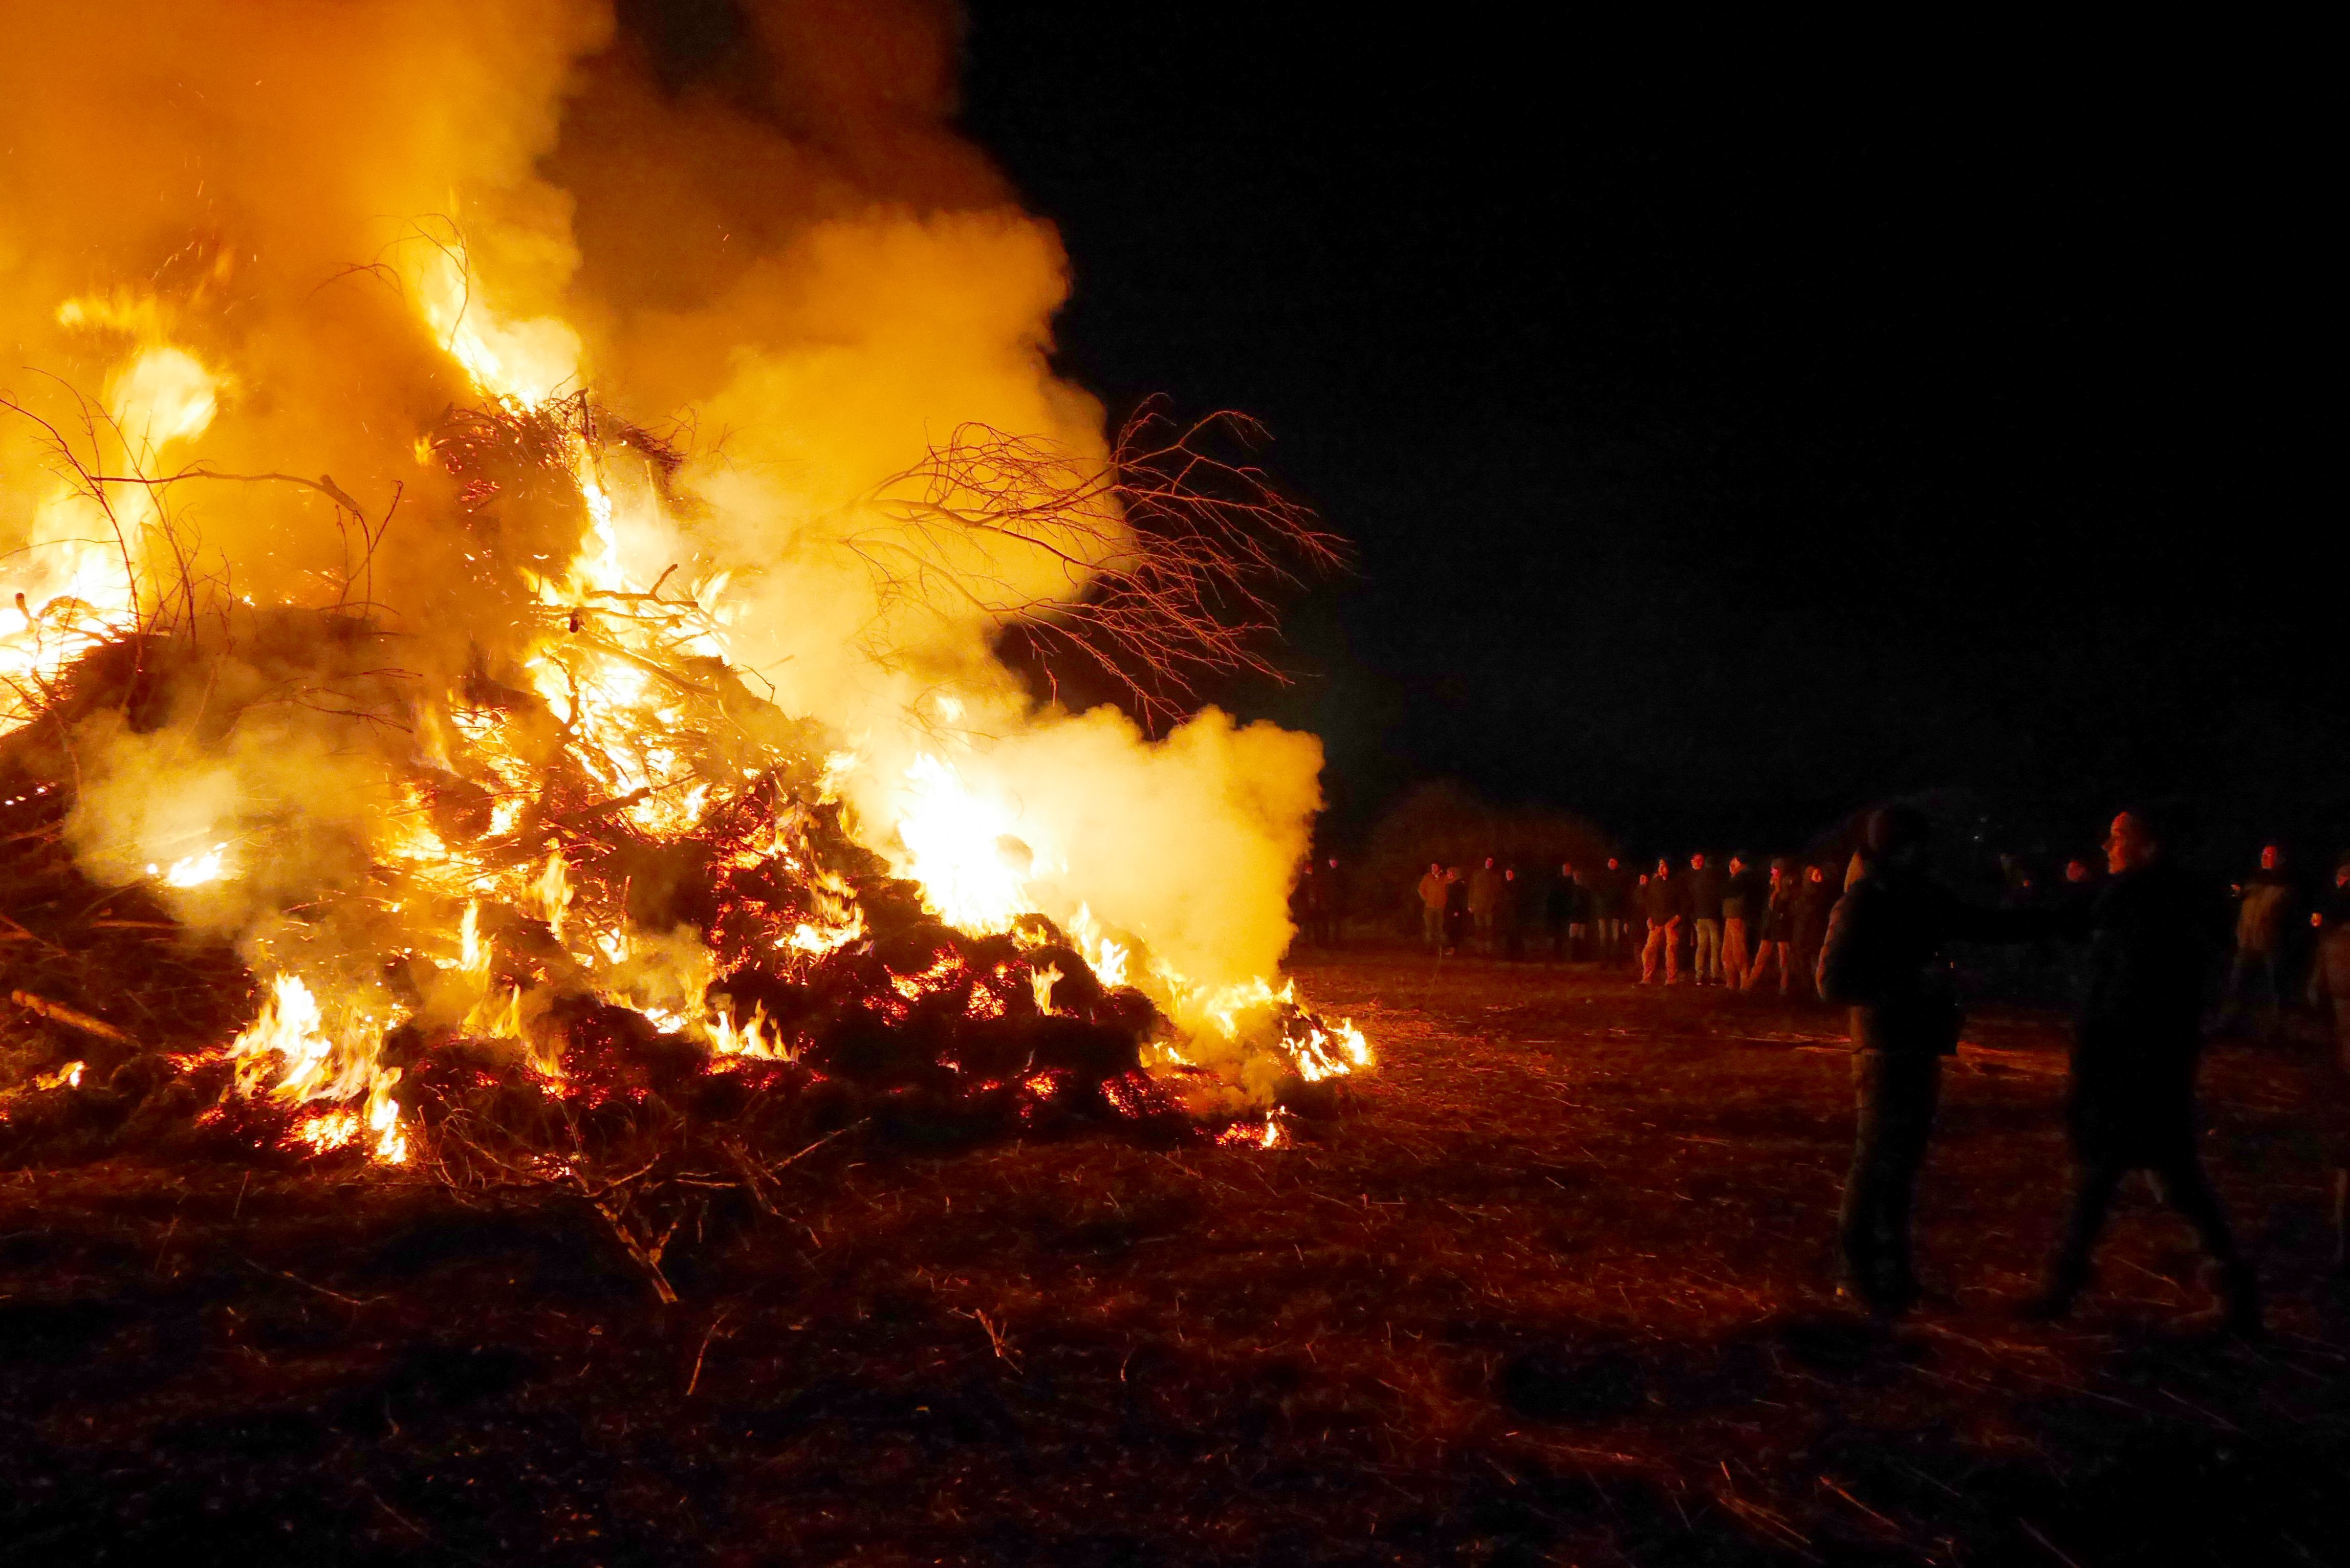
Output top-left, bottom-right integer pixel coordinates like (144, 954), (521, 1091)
(857, 399), (1346, 727)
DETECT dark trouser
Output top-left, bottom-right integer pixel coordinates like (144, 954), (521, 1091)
(2328, 1002), (2350, 1262)
(2046, 1052), (2240, 1295)
(1839, 1050), (1942, 1299)
(2047, 1156), (2241, 1297)
(2226, 947), (2282, 1022)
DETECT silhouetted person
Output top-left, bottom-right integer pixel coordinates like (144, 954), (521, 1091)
(1721, 853), (1759, 988)
(1817, 804), (2046, 1314)
(1687, 852), (1725, 984)
(1291, 861), (1323, 948)
(1630, 869), (1650, 964)
(1640, 858), (1686, 985)
(1546, 861), (1575, 959)
(2223, 843), (2297, 1037)
(1315, 856), (1347, 948)
(1791, 863), (1832, 997)
(2309, 856), (2350, 1273)
(1468, 857), (1503, 954)
(1497, 864), (1525, 959)
(1565, 862), (1592, 958)
(2053, 855), (2103, 999)
(1594, 857), (1626, 959)
(1442, 866), (1470, 956)
(2025, 810), (2259, 1334)
(1994, 852), (2040, 994)
(1746, 857), (1797, 994)
(1417, 861), (1448, 953)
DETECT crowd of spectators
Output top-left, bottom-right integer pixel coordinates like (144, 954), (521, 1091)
(1297, 820), (2350, 1330)
(1385, 852), (1844, 993)
(1297, 837), (2350, 1039)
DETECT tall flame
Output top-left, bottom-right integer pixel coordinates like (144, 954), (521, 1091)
(0, 1), (1357, 1158)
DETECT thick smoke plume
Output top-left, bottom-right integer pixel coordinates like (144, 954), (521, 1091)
(0, 0), (1326, 1015)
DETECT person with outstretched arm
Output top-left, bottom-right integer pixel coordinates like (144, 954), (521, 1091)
(1817, 804), (2047, 1315)
(2023, 809), (2259, 1334)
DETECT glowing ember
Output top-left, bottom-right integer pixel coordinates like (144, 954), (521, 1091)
(159, 844), (228, 888)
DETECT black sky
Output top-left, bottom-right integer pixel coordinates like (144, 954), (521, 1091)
(950, 13), (2340, 859)
(614, 7), (2343, 857)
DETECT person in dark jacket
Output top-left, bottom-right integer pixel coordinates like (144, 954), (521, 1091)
(1417, 862), (1449, 952)
(1595, 857), (1626, 960)
(1639, 859), (1687, 985)
(1721, 853), (1761, 988)
(1546, 862), (1581, 960)
(1442, 866), (1470, 956)
(1816, 804), (2047, 1314)
(1468, 857), (1504, 954)
(1497, 864), (1527, 960)
(1746, 858), (1797, 993)
(2023, 810), (2259, 1333)
(2308, 857), (2350, 1272)
(1687, 852), (1726, 984)
(2222, 843), (2297, 1037)
(1565, 863), (1593, 957)
(1290, 862), (1325, 949)
(1791, 862), (1832, 996)
(1314, 856), (1347, 948)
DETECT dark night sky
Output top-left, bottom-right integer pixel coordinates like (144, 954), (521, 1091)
(963, 16), (2339, 858)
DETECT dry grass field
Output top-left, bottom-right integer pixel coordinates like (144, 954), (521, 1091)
(6, 951), (2347, 1565)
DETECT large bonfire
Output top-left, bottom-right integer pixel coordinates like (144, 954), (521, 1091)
(0, 0), (1367, 1257)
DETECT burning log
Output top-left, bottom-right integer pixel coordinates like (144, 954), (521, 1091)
(9, 989), (130, 1045)
(2, 450), (1364, 1221)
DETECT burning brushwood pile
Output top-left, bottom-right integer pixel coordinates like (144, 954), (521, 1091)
(0, 6), (1369, 1279)
(0, 393), (1368, 1197)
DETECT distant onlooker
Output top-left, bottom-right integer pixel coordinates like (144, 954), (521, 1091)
(1721, 853), (1760, 989)
(1497, 864), (1525, 960)
(1443, 866), (1470, 955)
(2307, 856), (2350, 1272)
(1594, 857), (1626, 959)
(1791, 863), (1833, 996)
(1416, 861), (1448, 953)
(1631, 868), (1651, 966)
(1640, 858), (1688, 985)
(1316, 856), (1348, 948)
(1688, 852), (1726, 985)
(1546, 862), (1576, 960)
(1290, 861), (1324, 948)
(1468, 857), (1503, 954)
(2224, 843), (2297, 1036)
(1566, 862), (1593, 958)
(1999, 852), (2036, 908)
(1746, 858), (1797, 994)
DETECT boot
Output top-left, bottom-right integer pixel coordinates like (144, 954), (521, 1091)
(2178, 1260), (2263, 1338)
(2332, 1169), (2348, 1277)
(2017, 1260), (2088, 1323)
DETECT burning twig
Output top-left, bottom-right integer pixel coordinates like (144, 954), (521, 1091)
(683, 1303), (737, 1398)
(956, 1305), (1022, 1370)
(10, 988), (130, 1044)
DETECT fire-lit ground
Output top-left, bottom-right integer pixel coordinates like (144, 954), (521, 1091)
(6, 953), (2347, 1565)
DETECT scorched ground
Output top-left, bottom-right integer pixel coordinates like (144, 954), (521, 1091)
(5, 953), (2346, 1565)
